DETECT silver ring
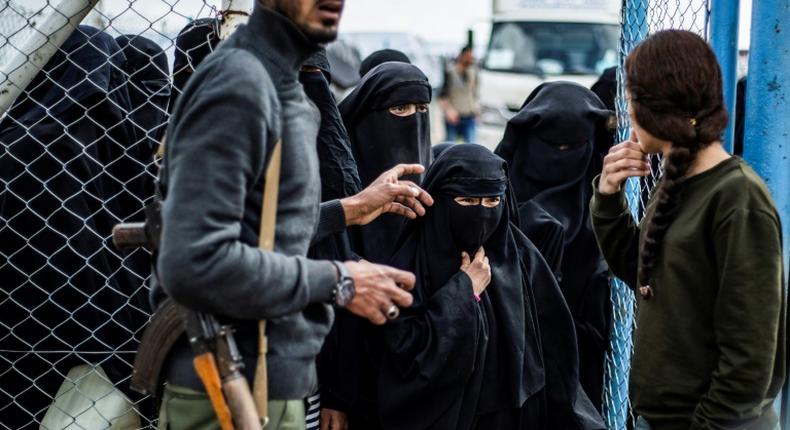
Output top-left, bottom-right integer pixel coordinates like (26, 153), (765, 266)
(386, 305), (400, 320)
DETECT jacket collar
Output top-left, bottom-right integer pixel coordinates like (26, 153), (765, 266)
(242, 6), (320, 75)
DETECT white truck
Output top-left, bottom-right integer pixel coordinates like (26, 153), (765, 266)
(477, 0), (620, 146)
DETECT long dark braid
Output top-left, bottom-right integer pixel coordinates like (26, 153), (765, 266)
(625, 30), (729, 294)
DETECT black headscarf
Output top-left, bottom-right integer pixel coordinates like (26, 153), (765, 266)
(431, 141), (455, 159)
(359, 49), (411, 77)
(116, 34), (171, 158)
(170, 18), (219, 112)
(339, 62), (433, 263)
(590, 66), (618, 168)
(495, 81), (613, 410)
(0, 26), (154, 424)
(376, 144), (603, 430)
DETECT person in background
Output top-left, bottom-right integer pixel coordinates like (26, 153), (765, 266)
(592, 30), (785, 430)
(0, 26), (153, 427)
(299, 48), (362, 430)
(339, 62), (433, 264)
(169, 17), (219, 113)
(374, 144), (604, 430)
(439, 45), (479, 143)
(495, 82), (614, 411)
(115, 35), (171, 159)
(431, 141), (455, 159)
(358, 48), (411, 77)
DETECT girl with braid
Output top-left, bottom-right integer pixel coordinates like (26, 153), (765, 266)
(591, 30), (785, 430)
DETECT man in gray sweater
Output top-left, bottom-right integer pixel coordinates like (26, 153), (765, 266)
(155, 0), (433, 427)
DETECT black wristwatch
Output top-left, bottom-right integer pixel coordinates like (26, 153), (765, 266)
(330, 261), (356, 307)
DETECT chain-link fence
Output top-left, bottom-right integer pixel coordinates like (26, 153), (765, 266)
(602, 0), (711, 428)
(1, 0), (717, 428)
(0, 1), (221, 427)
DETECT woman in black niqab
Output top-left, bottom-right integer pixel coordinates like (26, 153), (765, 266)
(339, 62), (433, 263)
(0, 26), (154, 426)
(299, 50), (367, 420)
(375, 144), (604, 430)
(115, 34), (171, 158)
(170, 18), (219, 113)
(494, 81), (613, 411)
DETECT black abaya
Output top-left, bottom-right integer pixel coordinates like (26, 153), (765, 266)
(299, 51), (369, 415)
(339, 62), (433, 264)
(375, 144), (603, 430)
(0, 26), (153, 426)
(495, 81), (613, 411)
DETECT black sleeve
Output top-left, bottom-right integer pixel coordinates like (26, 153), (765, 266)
(377, 272), (482, 428)
(312, 199), (346, 245)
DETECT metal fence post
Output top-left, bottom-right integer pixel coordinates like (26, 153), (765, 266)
(0, 0), (99, 115)
(604, 1), (649, 427)
(742, 0), (790, 427)
(220, 0), (254, 39)
(708, 0), (740, 153)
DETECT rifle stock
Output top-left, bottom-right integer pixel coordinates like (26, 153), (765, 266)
(193, 353), (235, 430)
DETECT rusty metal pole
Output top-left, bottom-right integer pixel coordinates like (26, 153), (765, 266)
(220, 0), (254, 40)
(0, 0), (100, 115)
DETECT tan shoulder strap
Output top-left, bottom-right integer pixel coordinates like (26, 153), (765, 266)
(253, 139), (282, 425)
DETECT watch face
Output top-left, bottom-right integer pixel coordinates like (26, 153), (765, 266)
(337, 279), (355, 307)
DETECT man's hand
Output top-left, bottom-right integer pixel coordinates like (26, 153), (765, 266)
(341, 164), (434, 226)
(320, 408), (347, 430)
(343, 260), (415, 325)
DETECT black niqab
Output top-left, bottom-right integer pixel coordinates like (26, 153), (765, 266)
(359, 49), (411, 77)
(170, 18), (219, 112)
(377, 144), (604, 430)
(495, 81), (613, 410)
(339, 62), (433, 263)
(116, 35), (171, 157)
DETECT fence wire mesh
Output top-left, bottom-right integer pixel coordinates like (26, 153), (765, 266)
(0, 0), (713, 428)
(603, 0), (710, 429)
(0, 1), (220, 428)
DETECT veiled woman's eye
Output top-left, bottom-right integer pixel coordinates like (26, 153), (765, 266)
(388, 104), (418, 117)
(454, 197), (481, 206)
(417, 104), (429, 113)
(482, 197), (502, 207)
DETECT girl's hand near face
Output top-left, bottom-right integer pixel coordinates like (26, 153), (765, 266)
(599, 131), (652, 195)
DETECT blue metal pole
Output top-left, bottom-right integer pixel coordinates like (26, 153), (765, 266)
(603, 1), (649, 429)
(708, 0), (740, 153)
(742, 0), (790, 427)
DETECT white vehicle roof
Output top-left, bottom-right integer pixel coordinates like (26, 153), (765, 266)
(493, 9), (619, 24)
(493, 0), (619, 24)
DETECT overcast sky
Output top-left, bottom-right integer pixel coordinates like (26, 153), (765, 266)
(6, 0), (755, 49)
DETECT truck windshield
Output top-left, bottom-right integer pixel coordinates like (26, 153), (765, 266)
(484, 21), (618, 76)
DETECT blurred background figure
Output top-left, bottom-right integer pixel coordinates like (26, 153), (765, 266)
(439, 45), (480, 143)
